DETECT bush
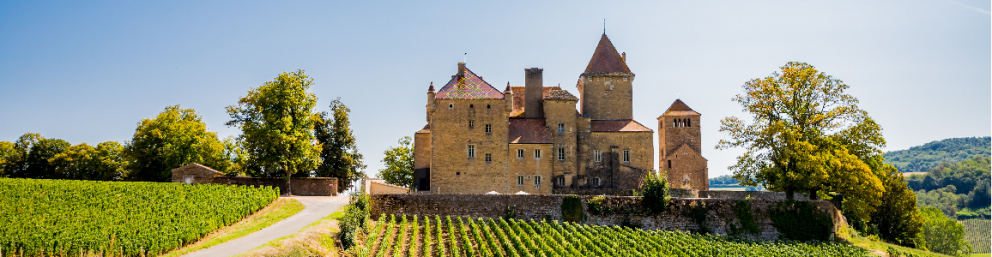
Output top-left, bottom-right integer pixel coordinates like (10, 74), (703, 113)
(920, 207), (972, 256)
(642, 171), (670, 213)
(561, 195), (584, 222)
(338, 191), (371, 250)
(769, 200), (834, 241)
(588, 196), (606, 215)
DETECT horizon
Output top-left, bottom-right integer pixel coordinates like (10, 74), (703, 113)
(1, 0), (989, 178)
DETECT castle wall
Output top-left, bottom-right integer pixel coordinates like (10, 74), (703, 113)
(507, 143), (553, 194)
(543, 100), (579, 186)
(414, 131), (431, 170)
(662, 145), (708, 190)
(582, 131), (654, 174)
(577, 75), (634, 120)
(430, 99), (510, 194)
(369, 194), (844, 241)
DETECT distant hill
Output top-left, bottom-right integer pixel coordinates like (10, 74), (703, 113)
(884, 136), (991, 173)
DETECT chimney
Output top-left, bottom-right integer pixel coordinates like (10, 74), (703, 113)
(621, 52), (626, 63)
(525, 67), (544, 118)
(457, 62), (466, 78)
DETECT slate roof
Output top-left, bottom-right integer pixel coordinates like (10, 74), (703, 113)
(590, 120), (653, 132)
(583, 34), (632, 75)
(659, 99), (701, 117)
(435, 66), (504, 100)
(508, 118), (552, 144)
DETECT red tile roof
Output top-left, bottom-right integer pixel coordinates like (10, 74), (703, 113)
(660, 99), (700, 117)
(508, 119), (551, 144)
(435, 66), (504, 100)
(544, 89), (579, 101)
(590, 120), (653, 132)
(509, 86), (562, 117)
(583, 34), (631, 75)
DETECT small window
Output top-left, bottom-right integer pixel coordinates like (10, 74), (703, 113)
(517, 149), (525, 159)
(673, 119), (677, 127)
(469, 120), (474, 128)
(534, 149), (542, 159)
(485, 124), (492, 133)
(183, 175), (194, 184)
(687, 119), (691, 127)
(470, 104), (474, 108)
(534, 176), (542, 187)
(456, 172), (461, 176)
(517, 175), (525, 186)
(592, 177), (600, 187)
(467, 145), (475, 158)
(623, 77), (628, 82)
(557, 176), (565, 186)
(594, 150), (602, 162)
(487, 104), (491, 109)
(485, 153), (492, 162)
(623, 150), (630, 162)
(558, 124), (565, 132)
(449, 103), (454, 109)
(557, 148), (565, 161)
(668, 160), (672, 168)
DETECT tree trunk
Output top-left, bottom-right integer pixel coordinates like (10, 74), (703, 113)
(285, 170), (293, 196)
(786, 189), (795, 200)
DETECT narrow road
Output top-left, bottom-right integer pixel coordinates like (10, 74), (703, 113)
(183, 195), (349, 257)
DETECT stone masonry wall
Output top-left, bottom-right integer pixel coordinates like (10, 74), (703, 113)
(370, 194), (841, 240)
(211, 177), (338, 196)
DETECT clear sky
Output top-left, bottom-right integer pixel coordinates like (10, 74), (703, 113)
(1, 0), (989, 178)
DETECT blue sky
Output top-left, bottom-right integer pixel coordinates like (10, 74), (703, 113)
(1, 0), (989, 178)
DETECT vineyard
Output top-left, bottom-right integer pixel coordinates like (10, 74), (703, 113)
(351, 214), (872, 257)
(962, 219), (990, 253)
(0, 178), (279, 256)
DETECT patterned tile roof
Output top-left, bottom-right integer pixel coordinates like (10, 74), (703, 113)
(590, 120), (653, 132)
(435, 66), (504, 100)
(508, 118), (551, 144)
(583, 34), (632, 75)
(659, 99), (700, 117)
(544, 89), (579, 101)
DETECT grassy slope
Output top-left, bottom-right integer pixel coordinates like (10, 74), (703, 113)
(236, 207), (346, 257)
(837, 226), (950, 257)
(162, 198), (305, 257)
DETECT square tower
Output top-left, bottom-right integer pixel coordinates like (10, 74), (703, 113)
(657, 99), (708, 190)
(577, 34), (635, 120)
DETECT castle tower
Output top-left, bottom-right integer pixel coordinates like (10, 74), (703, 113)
(657, 99), (708, 190)
(576, 34), (635, 119)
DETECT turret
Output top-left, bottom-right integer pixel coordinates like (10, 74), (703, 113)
(504, 83), (513, 112)
(427, 82), (436, 122)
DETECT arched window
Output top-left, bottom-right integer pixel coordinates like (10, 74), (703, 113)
(673, 119), (677, 127)
(687, 119), (691, 127)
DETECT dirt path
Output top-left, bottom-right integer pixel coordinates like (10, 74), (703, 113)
(182, 195), (348, 257)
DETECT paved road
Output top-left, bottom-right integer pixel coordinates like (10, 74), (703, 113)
(183, 195), (349, 257)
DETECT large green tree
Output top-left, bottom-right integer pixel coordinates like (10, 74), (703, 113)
(920, 207), (972, 255)
(50, 141), (128, 180)
(717, 62), (885, 221)
(314, 98), (366, 191)
(125, 105), (230, 181)
(867, 161), (925, 248)
(378, 136), (413, 188)
(227, 70), (322, 194)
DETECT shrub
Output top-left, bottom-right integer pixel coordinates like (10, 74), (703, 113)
(588, 196), (606, 215)
(769, 200), (833, 241)
(642, 171), (670, 213)
(338, 190), (371, 250)
(561, 195), (584, 222)
(920, 207), (971, 256)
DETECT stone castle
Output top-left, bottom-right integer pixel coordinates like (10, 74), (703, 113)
(412, 33), (707, 194)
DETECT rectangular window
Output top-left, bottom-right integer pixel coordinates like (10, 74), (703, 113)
(594, 150), (602, 162)
(517, 149), (524, 159)
(557, 148), (565, 161)
(469, 120), (474, 128)
(485, 124), (492, 133)
(485, 153), (492, 162)
(623, 149), (630, 162)
(557, 176), (565, 186)
(534, 149), (542, 159)
(534, 176), (542, 187)
(517, 175), (524, 186)
(558, 124), (565, 132)
(668, 160), (672, 169)
(592, 177), (600, 187)
(467, 145), (475, 158)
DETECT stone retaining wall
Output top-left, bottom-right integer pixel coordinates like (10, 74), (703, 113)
(370, 194), (841, 240)
(212, 177), (338, 196)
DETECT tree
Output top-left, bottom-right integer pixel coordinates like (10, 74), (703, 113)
(125, 105), (230, 181)
(869, 162), (925, 248)
(23, 137), (70, 179)
(314, 98), (366, 191)
(920, 207), (972, 255)
(717, 62), (885, 221)
(0, 141), (19, 177)
(49, 141), (128, 181)
(378, 136), (413, 188)
(227, 70), (322, 195)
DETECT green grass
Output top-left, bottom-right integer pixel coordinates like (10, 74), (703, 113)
(839, 225), (950, 257)
(162, 198), (305, 257)
(967, 254), (991, 257)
